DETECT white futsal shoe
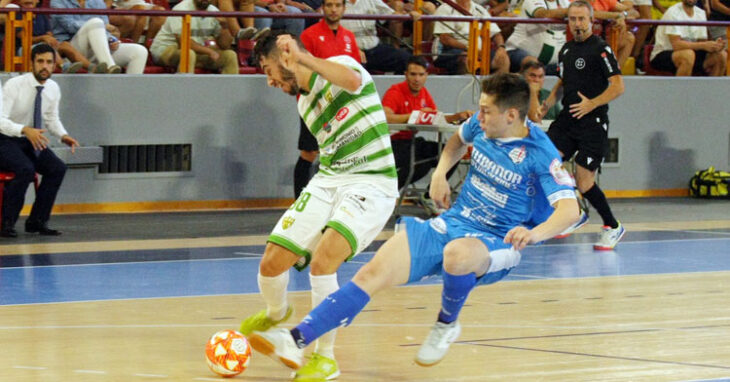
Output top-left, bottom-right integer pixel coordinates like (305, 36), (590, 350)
(248, 328), (304, 370)
(415, 321), (461, 366)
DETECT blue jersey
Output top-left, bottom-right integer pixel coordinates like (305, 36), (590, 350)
(441, 114), (576, 237)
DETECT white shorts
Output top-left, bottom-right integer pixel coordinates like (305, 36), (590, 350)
(268, 182), (396, 270)
(632, 0), (651, 7)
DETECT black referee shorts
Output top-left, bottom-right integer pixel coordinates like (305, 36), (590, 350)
(298, 118), (318, 152)
(547, 112), (609, 172)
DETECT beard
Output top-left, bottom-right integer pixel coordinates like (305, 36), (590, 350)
(280, 64), (299, 96)
(33, 69), (51, 82)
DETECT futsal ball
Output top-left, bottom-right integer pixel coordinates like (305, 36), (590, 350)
(205, 329), (252, 377)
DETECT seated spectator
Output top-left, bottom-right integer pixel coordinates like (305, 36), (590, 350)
(587, 0), (638, 69)
(505, 0), (570, 74)
(106, 0), (166, 45)
(213, 0), (270, 40)
(150, 0), (238, 73)
(386, 0), (436, 45)
(432, 0), (510, 74)
(708, 0), (730, 48)
(485, 0), (518, 40)
(650, 0), (727, 75)
(521, 60), (561, 124)
(10, 0), (88, 73)
(340, 0), (411, 73)
(382, 56), (473, 214)
(253, 0), (305, 36)
(299, 0), (360, 61)
(51, 0), (149, 74)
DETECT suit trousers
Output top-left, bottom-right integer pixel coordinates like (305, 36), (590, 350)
(0, 136), (67, 227)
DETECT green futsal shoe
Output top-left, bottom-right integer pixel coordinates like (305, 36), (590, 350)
(239, 305), (294, 336)
(294, 352), (340, 381)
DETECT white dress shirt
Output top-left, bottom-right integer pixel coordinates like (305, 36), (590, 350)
(341, 0), (396, 51)
(1, 73), (68, 139)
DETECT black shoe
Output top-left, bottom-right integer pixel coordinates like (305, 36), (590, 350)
(0, 226), (18, 238)
(25, 222), (62, 236)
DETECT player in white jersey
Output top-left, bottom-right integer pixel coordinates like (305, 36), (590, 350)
(239, 32), (397, 381)
(246, 74), (581, 372)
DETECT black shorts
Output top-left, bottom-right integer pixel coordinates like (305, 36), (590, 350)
(298, 118), (318, 151)
(650, 50), (708, 75)
(547, 112), (609, 171)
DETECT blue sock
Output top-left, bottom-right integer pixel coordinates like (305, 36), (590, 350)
(290, 281), (370, 348)
(438, 271), (477, 324)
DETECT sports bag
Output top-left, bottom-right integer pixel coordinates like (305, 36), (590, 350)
(689, 167), (730, 198)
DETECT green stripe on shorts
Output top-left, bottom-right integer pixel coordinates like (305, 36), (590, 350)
(268, 234), (312, 271)
(325, 220), (358, 259)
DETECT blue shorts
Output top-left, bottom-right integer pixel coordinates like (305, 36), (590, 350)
(401, 216), (521, 285)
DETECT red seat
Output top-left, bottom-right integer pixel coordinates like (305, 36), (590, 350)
(0, 171), (38, 231)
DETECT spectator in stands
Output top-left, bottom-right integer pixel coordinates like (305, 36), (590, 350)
(10, 0), (86, 73)
(587, 0), (638, 69)
(214, 0), (270, 40)
(708, 0), (730, 48)
(253, 0), (306, 36)
(629, 0), (654, 70)
(106, 0), (166, 45)
(293, 0), (360, 198)
(432, 0), (510, 74)
(51, 0), (149, 74)
(383, 56), (473, 214)
(0, 43), (79, 238)
(650, 0), (727, 75)
(505, 0), (570, 74)
(521, 60), (561, 124)
(386, 0), (436, 46)
(150, 0), (238, 73)
(340, 0), (411, 74)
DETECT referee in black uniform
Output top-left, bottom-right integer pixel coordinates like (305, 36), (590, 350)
(545, 0), (626, 250)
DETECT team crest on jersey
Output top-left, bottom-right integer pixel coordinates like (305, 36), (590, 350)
(335, 107), (349, 121)
(575, 58), (586, 70)
(322, 122), (331, 133)
(325, 89), (334, 103)
(549, 159), (575, 186)
(282, 216), (295, 230)
(509, 145), (527, 164)
(429, 217), (447, 234)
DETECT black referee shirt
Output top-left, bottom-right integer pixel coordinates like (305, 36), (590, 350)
(557, 35), (621, 119)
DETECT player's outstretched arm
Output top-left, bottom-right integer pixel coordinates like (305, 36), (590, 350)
(504, 198), (580, 250)
(429, 133), (468, 210)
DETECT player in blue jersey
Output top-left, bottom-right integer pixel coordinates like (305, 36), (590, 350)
(246, 73), (581, 371)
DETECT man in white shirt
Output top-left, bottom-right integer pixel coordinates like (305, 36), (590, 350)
(649, 0), (727, 76)
(432, 0), (509, 74)
(149, 0), (238, 73)
(340, 0), (412, 73)
(0, 43), (79, 238)
(505, 0), (570, 73)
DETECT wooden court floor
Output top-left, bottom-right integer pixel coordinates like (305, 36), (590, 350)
(1, 210), (730, 381)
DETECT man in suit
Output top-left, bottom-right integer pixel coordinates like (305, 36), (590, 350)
(0, 43), (79, 237)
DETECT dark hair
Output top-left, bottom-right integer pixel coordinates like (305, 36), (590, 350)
(31, 43), (56, 63)
(568, 0), (594, 18)
(520, 60), (545, 74)
(406, 56), (429, 71)
(480, 73), (530, 120)
(253, 31), (304, 65)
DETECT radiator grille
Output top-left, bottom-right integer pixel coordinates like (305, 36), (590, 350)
(99, 144), (192, 173)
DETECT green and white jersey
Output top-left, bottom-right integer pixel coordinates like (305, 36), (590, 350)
(299, 55), (398, 197)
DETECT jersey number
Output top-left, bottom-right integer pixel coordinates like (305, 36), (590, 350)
(290, 192), (312, 212)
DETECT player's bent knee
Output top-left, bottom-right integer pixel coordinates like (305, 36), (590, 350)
(259, 244), (299, 276)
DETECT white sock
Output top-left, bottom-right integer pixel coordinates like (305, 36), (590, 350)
(257, 271), (289, 321)
(310, 273), (339, 359)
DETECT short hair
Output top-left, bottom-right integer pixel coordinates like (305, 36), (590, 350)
(520, 60), (545, 74)
(31, 43), (56, 62)
(480, 73), (530, 120)
(406, 56), (429, 71)
(253, 31), (305, 65)
(568, 0), (594, 18)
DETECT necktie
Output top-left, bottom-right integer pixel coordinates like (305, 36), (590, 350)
(33, 85), (44, 156)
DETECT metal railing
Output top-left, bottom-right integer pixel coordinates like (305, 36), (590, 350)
(2, 6), (729, 75)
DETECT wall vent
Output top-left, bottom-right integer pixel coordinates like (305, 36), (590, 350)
(99, 144), (191, 173)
